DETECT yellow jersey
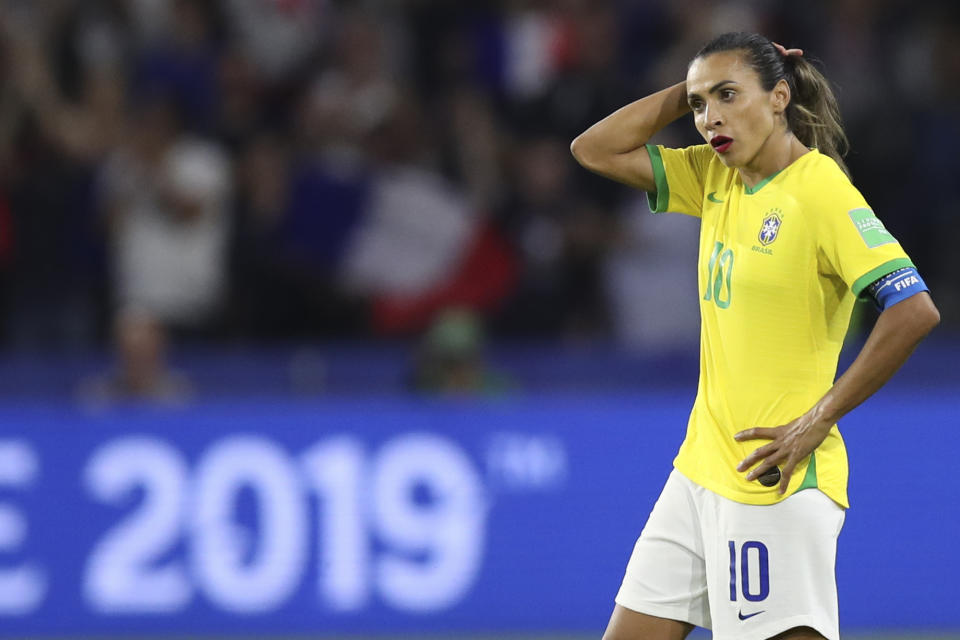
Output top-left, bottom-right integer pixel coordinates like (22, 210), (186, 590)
(646, 143), (915, 508)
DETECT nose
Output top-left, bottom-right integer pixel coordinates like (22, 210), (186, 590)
(703, 103), (723, 130)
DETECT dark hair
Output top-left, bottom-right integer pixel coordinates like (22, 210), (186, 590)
(693, 32), (850, 178)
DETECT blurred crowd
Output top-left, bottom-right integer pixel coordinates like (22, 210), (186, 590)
(0, 0), (957, 395)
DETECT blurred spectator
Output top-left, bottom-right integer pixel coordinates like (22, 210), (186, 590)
(301, 7), (401, 172)
(126, 0), (175, 45)
(229, 131), (295, 338)
(214, 46), (267, 150)
(604, 195), (700, 350)
(134, 0), (222, 133)
(492, 132), (613, 340)
(229, 129), (370, 339)
(508, 2), (628, 142)
(499, 0), (570, 102)
(1, 7), (112, 350)
(441, 85), (507, 214)
(77, 310), (191, 405)
(97, 94), (231, 397)
(221, 0), (328, 85)
(409, 307), (510, 395)
(339, 90), (517, 336)
(225, 8), (393, 340)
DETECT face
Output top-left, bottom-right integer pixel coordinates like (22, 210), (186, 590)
(686, 51), (789, 169)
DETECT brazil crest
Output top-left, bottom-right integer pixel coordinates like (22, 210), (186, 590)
(758, 211), (782, 246)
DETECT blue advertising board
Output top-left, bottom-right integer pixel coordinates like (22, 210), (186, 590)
(0, 390), (958, 636)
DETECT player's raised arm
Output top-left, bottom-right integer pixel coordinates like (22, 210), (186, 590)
(570, 81), (690, 192)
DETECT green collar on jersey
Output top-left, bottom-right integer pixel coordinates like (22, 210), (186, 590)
(743, 148), (819, 195)
(742, 168), (784, 195)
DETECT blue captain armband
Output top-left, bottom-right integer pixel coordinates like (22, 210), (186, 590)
(865, 266), (929, 311)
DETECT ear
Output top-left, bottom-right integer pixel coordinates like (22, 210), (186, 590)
(771, 78), (791, 115)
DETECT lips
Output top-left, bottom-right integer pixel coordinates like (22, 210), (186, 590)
(710, 136), (733, 154)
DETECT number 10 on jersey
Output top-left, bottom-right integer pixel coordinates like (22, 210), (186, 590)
(704, 241), (734, 309)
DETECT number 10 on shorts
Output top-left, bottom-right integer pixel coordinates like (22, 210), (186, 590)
(728, 540), (769, 602)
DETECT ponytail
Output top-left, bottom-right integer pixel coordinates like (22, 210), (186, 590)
(693, 32), (851, 179)
(783, 55), (850, 178)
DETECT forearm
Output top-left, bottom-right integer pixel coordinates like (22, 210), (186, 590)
(808, 293), (940, 426)
(570, 82), (690, 188)
(573, 82), (689, 156)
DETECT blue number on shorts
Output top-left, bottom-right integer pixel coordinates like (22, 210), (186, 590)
(728, 540), (770, 602)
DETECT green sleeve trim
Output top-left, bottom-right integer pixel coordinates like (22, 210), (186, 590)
(850, 257), (915, 299)
(645, 144), (669, 214)
(796, 451), (818, 491)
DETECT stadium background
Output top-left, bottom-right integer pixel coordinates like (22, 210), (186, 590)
(0, 0), (957, 638)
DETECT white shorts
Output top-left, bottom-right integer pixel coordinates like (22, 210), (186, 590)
(615, 469), (845, 640)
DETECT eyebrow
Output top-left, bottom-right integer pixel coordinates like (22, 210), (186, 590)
(687, 80), (737, 101)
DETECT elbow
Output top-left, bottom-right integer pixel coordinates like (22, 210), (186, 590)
(570, 135), (589, 167)
(883, 292), (940, 342)
(912, 293), (941, 339)
(923, 302), (941, 335)
(570, 133), (601, 171)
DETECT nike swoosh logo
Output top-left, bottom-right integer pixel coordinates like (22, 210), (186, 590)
(707, 192), (724, 203)
(738, 610), (765, 620)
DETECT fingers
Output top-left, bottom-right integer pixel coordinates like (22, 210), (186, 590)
(734, 424), (811, 492)
(734, 427), (778, 442)
(735, 427), (783, 475)
(778, 457), (800, 495)
(772, 42), (804, 57)
(738, 442), (788, 479)
(745, 456), (783, 482)
(742, 453), (803, 494)
(737, 442), (772, 472)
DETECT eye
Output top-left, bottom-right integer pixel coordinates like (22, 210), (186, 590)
(720, 88), (736, 101)
(689, 99), (705, 113)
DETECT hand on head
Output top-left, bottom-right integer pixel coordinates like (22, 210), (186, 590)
(772, 42), (803, 58)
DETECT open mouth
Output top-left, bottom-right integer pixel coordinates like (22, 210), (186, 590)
(710, 136), (733, 154)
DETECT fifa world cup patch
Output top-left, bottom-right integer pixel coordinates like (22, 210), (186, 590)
(758, 209), (782, 246)
(848, 208), (896, 248)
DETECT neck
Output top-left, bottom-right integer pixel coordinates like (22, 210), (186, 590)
(738, 130), (809, 188)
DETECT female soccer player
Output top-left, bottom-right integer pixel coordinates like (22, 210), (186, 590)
(571, 32), (939, 640)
